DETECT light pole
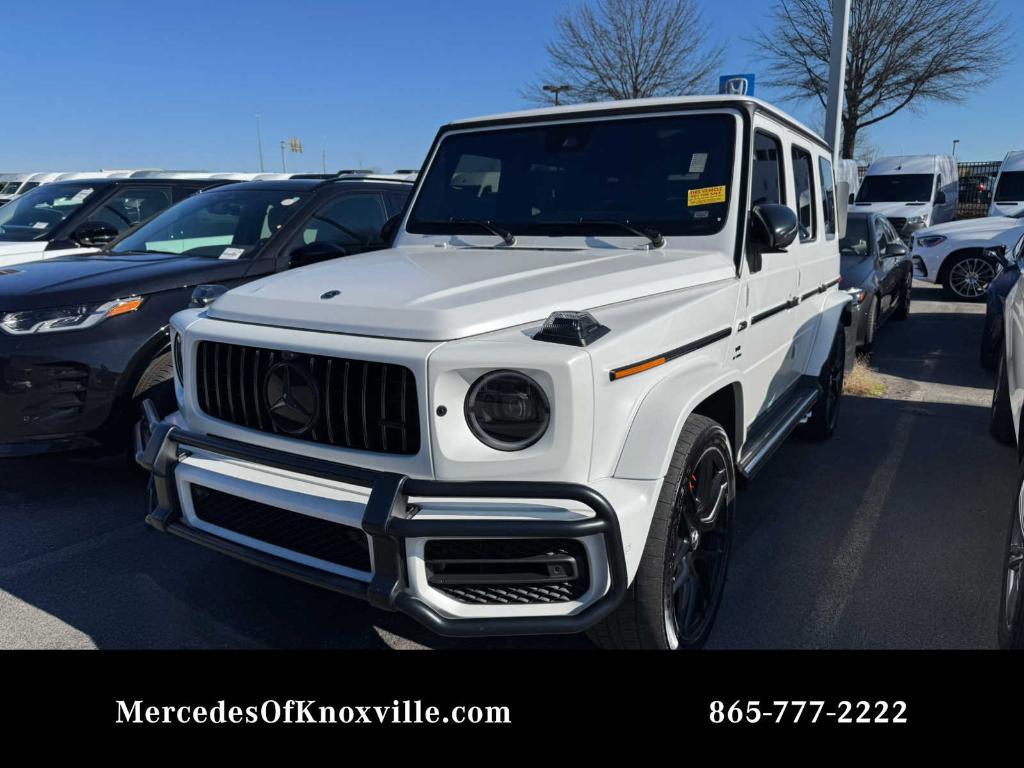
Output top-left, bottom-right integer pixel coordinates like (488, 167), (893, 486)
(279, 140), (287, 172)
(255, 113), (265, 172)
(825, 0), (851, 160)
(543, 84), (572, 106)
(952, 139), (960, 157)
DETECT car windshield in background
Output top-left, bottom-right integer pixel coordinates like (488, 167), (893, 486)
(840, 215), (870, 257)
(0, 183), (98, 242)
(407, 113), (736, 239)
(996, 172), (1024, 203)
(111, 189), (304, 258)
(856, 174), (934, 203)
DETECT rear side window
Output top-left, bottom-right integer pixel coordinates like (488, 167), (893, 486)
(818, 156), (836, 239)
(792, 146), (817, 241)
(752, 131), (785, 206)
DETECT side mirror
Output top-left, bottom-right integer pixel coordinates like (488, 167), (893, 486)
(749, 204), (799, 253)
(381, 214), (402, 245)
(72, 221), (119, 247)
(885, 242), (909, 257)
(190, 284), (227, 308)
(934, 190), (947, 205)
(289, 241), (347, 269)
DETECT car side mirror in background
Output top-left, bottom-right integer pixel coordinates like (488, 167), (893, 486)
(71, 221), (119, 248)
(288, 241), (348, 269)
(381, 214), (402, 245)
(886, 242), (909, 257)
(190, 284), (227, 308)
(934, 190), (947, 205)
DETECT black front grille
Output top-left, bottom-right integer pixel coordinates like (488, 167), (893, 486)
(190, 485), (371, 572)
(195, 340), (420, 455)
(887, 217), (907, 232)
(424, 539), (590, 605)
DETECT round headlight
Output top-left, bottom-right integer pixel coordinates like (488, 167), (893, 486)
(464, 370), (550, 451)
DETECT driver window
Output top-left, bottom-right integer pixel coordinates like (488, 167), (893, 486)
(751, 131), (785, 207)
(299, 193), (388, 251)
(85, 186), (172, 235)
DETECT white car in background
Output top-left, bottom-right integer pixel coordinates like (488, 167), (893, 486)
(910, 212), (1024, 300)
(991, 151), (1024, 218)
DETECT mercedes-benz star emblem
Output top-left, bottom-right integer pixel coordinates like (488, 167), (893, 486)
(263, 361), (320, 435)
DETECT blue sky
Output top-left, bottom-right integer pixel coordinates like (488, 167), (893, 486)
(3, 0), (1020, 172)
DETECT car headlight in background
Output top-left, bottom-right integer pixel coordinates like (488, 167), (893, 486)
(464, 370), (550, 451)
(0, 296), (144, 335)
(916, 235), (947, 248)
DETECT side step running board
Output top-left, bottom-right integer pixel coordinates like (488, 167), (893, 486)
(737, 378), (821, 481)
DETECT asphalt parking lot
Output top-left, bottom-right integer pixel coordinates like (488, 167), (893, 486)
(0, 280), (1016, 649)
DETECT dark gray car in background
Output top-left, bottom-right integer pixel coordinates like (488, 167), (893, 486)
(840, 211), (913, 350)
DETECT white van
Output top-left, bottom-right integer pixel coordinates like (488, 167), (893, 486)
(991, 151), (1024, 217)
(855, 155), (959, 240)
(0, 173), (35, 204)
(836, 159), (861, 205)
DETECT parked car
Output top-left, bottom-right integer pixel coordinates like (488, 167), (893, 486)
(0, 177), (231, 270)
(985, 233), (1024, 648)
(0, 176), (411, 458)
(910, 212), (1024, 300)
(855, 155), (959, 241)
(0, 173), (37, 204)
(981, 255), (1023, 369)
(840, 211), (912, 350)
(138, 95), (853, 650)
(991, 150), (1024, 218)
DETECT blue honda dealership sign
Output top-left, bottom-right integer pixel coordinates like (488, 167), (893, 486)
(719, 74), (756, 96)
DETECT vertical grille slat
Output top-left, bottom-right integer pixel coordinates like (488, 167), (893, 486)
(193, 341), (419, 455)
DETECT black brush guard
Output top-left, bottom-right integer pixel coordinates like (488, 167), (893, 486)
(135, 401), (627, 637)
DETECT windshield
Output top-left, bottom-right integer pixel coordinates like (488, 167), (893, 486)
(0, 182), (22, 195)
(408, 113), (736, 239)
(856, 174), (934, 203)
(111, 188), (305, 258)
(996, 172), (1024, 203)
(0, 183), (99, 242)
(840, 216), (870, 257)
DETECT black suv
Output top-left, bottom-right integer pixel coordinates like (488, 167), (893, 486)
(0, 176), (413, 456)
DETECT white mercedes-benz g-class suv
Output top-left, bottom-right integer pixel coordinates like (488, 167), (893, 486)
(138, 96), (851, 649)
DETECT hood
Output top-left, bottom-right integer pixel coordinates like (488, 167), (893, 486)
(839, 254), (875, 290)
(209, 244), (736, 340)
(0, 252), (253, 311)
(917, 216), (1024, 239)
(851, 201), (932, 218)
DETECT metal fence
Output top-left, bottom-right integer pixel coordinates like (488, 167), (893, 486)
(857, 160), (1001, 220)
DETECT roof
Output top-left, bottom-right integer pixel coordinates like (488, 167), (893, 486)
(201, 176), (415, 194)
(447, 95), (826, 148)
(866, 155), (956, 175)
(1001, 151), (1024, 171)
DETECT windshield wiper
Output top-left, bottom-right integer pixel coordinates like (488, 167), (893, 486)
(448, 218), (516, 246)
(563, 219), (665, 248)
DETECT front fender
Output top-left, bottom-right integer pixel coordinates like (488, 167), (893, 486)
(613, 359), (743, 481)
(806, 290), (852, 376)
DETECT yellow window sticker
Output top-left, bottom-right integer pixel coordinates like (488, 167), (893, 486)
(687, 185), (727, 207)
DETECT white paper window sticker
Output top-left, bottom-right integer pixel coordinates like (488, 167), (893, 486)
(688, 153), (708, 174)
(220, 247), (246, 260)
(32, 221), (48, 229)
(70, 188), (93, 203)
(280, 197), (299, 206)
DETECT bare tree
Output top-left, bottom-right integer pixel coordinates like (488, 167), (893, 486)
(753, 0), (1011, 158)
(524, 0), (724, 105)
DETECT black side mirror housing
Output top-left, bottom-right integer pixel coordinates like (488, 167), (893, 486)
(885, 242), (909, 257)
(72, 221), (119, 247)
(934, 190), (947, 205)
(289, 241), (348, 269)
(749, 204), (799, 258)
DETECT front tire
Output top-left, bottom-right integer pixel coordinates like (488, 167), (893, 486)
(589, 415), (734, 650)
(998, 462), (1024, 649)
(894, 274), (912, 320)
(990, 351), (1015, 445)
(861, 295), (878, 352)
